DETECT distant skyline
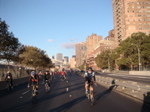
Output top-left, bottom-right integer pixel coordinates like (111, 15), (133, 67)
(0, 0), (113, 59)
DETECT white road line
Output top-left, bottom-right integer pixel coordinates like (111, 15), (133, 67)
(66, 88), (69, 92)
(22, 90), (30, 95)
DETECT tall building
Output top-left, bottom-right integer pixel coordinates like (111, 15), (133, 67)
(70, 55), (76, 68)
(75, 42), (86, 67)
(112, 0), (150, 47)
(56, 53), (63, 61)
(86, 34), (102, 59)
(64, 56), (69, 63)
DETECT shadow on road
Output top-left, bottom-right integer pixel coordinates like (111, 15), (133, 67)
(0, 82), (28, 97)
(95, 85), (116, 104)
(141, 92), (150, 112)
(49, 95), (86, 112)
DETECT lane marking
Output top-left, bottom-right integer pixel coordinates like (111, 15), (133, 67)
(66, 88), (69, 92)
(22, 90), (30, 95)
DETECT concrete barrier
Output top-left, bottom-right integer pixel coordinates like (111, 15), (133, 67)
(129, 71), (150, 76)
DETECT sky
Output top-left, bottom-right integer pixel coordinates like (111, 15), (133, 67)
(0, 0), (114, 60)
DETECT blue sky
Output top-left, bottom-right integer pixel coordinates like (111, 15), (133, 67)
(0, 0), (113, 60)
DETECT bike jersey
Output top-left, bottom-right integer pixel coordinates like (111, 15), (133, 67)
(44, 73), (50, 80)
(60, 71), (66, 75)
(5, 73), (13, 82)
(28, 74), (39, 86)
(84, 71), (95, 82)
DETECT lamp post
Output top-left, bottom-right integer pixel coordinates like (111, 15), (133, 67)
(131, 44), (141, 71)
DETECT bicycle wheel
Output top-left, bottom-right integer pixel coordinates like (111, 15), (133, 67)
(6, 82), (11, 91)
(32, 95), (36, 103)
(45, 82), (49, 92)
(90, 91), (94, 105)
(32, 86), (37, 103)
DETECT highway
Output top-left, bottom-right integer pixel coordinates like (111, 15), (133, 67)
(0, 73), (150, 112)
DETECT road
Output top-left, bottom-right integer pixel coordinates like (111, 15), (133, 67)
(98, 73), (150, 85)
(0, 73), (150, 112)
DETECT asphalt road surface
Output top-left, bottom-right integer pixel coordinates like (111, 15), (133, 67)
(0, 73), (150, 112)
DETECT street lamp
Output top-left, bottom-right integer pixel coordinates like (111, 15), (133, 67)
(131, 44), (141, 71)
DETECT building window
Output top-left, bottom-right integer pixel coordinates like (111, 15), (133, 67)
(139, 28), (142, 30)
(139, 19), (142, 21)
(137, 6), (141, 9)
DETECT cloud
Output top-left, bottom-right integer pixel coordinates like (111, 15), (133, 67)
(48, 39), (54, 42)
(61, 42), (75, 49)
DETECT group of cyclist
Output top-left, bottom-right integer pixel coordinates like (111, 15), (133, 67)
(4, 67), (96, 99)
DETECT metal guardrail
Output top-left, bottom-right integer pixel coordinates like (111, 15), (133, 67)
(96, 75), (150, 94)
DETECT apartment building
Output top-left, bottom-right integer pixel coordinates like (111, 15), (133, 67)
(64, 56), (69, 63)
(75, 42), (86, 67)
(56, 53), (63, 61)
(70, 55), (76, 68)
(112, 0), (150, 47)
(86, 34), (102, 59)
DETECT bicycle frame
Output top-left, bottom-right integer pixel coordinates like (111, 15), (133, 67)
(87, 83), (95, 105)
(6, 81), (12, 91)
(32, 85), (38, 103)
(45, 80), (50, 92)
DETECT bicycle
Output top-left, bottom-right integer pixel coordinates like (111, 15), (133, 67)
(86, 82), (95, 105)
(6, 81), (13, 91)
(31, 85), (38, 103)
(45, 80), (50, 92)
(61, 75), (66, 81)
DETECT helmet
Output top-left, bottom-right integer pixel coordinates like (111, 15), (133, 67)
(30, 71), (35, 75)
(87, 67), (92, 70)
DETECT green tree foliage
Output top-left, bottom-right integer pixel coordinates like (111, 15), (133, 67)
(21, 46), (52, 70)
(95, 50), (115, 70)
(116, 32), (150, 70)
(0, 20), (21, 66)
(95, 32), (150, 71)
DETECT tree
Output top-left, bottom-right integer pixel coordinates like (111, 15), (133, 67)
(95, 50), (114, 70)
(0, 20), (21, 69)
(20, 46), (52, 71)
(116, 32), (150, 70)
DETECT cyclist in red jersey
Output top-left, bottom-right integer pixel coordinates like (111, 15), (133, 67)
(28, 71), (39, 89)
(59, 68), (66, 80)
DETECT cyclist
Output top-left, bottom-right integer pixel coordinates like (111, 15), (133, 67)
(84, 67), (96, 95)
(5, 71), (13, 90)
(59, 68), (66, 80)
(44, 71), (51, 88)
(38, 70), (43, 79)
(28, 71), (39, 95)
(49, 70), (54, 82)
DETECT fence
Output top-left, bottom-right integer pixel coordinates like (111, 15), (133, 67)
(0, 65), (31, 81)
(96, 75), (150, 103)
